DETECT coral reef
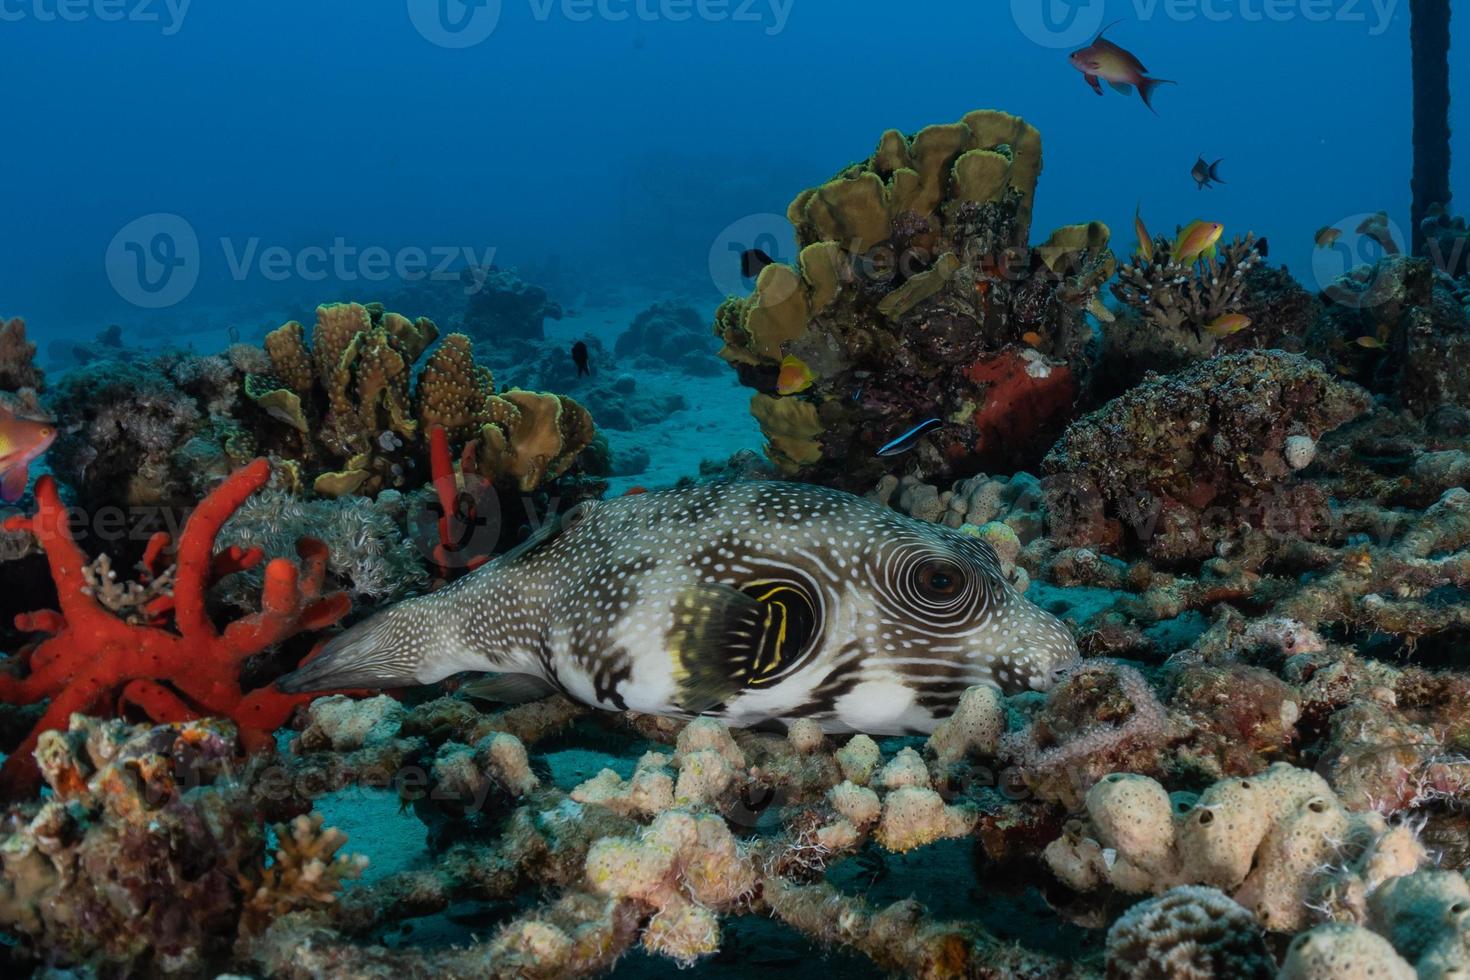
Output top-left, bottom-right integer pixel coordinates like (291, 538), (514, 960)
(45, 348), (257, 511)
(1043, 350), (1371, 563)
(243, 302), (594, 496)
(0, 715), (361, 974)
(1110, 230), (1263, 338)
(714, 109), (1114, 489)
(0, 459), (350, 797)
(460, 265), (564, 343)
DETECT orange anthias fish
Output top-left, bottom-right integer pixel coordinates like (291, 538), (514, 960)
(1134, 204), (1154, 261)
(1172, 220), (1225, 264)
(1069, 21), (1174, 113)
(0, 404), (56, 503)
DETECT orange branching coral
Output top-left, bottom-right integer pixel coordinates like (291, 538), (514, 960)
(241, 813), (368, 935)
(0, 459), (351, 797)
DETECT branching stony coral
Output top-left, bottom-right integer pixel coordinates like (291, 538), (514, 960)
(241, 813), (369, 935)
(218, 488), (429, 607)
(235, 691), (1087, 979)
(1111, 233), (1262, 337)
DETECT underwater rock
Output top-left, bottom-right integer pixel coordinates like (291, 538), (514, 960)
(1043, 350), (1371, 563)
(460, 265), (563, 343)
(714, 109), (1115, 489)
(1318, 256), (1470, 417)
(615, 300), (723, 376)
(0, 316), (43, 393)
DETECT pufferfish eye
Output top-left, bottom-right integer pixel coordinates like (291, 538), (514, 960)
(915, 559), (965, 598)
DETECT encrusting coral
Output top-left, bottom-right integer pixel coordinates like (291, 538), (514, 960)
(714, 109), (1115, 489)
(0, 458), (350, 797)
(244, 301), (594, 496)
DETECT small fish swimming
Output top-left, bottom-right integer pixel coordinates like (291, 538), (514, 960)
(1204, 313), (1251, 337)
(278, 482), (1080, 733)
(1191, 156), (1225, 190)
(1315, 226), (1342, 248)
(571, 340), (590, 377)
(776, 354), (814, 395)
(0, 403), (56, 503)
(1068, 21), (1173, 113)
(1355, 335), (1387, 350)
(1134, 205), (1153, 261)
(741, 248), (776, 278)
(876, 418), (943, 457)
(1172, 220), (1225, 264)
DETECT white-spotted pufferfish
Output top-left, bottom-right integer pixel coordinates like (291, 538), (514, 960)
(278, 481), (1080, 734)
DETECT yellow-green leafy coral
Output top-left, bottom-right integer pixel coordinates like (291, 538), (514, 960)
(245, 302), (595, 497)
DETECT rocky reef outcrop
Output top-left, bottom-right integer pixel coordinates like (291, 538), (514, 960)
(1042, 350), (1371, 563)
(713, 109), (1114, 490)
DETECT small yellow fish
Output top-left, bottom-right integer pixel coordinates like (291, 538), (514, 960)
(1134, 205), (1153, 262)
(1314, 226), (1341, 248)
(776, 355), (815, 395)
(1021, 331), (1043, 346)
(1355, 336), (1386, 350)
(1204, 313), (1251, 337)
(1172, 220), (1224, 264)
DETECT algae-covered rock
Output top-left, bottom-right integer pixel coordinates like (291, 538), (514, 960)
(1043, 350), (1371, 563)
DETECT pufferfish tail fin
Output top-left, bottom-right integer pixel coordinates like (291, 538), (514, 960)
(668, 582), (817, 714)
(277, 602), (429, 693)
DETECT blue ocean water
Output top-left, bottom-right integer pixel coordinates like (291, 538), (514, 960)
(3, 0), (1462, 340)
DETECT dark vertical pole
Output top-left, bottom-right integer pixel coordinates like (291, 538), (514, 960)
(1410, 0), (1452, 255)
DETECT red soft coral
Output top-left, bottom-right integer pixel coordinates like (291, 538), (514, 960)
(0, 458), (350, 797)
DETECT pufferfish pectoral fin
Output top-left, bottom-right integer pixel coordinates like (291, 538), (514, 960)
(461, 672), (558, 704)
(668, 581), (817, 714)
(668, 584), (772, 714)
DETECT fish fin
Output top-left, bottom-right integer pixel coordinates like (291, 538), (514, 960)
(668, 584), (767, 713)
(1083, 72), (1103, 96)
(277, 607), (427, 692)
(1108, 80), (1134, 95)
(461, 672), (557, 704)
(0, 464), (27, 504)
(1209, 158), (1226, 182)
(668, 580), (817, 713)
(1137, 76), (1174, 113)
(1094, 17), (1124, 40)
